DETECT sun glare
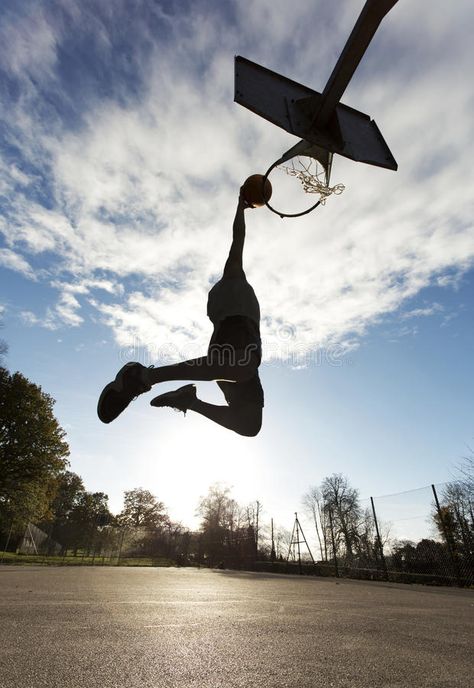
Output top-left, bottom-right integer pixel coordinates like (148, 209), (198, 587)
(135, 404), (262, 528)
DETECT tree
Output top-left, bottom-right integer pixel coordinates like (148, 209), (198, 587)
(197, 483), (234, 565)
(196, 484), (258, 568)
(0, 321), (7, 365)
(274, 526), (292, 561)
(0, 339), (7, 365)
(118, 488), (168, 529)
(442, 483), (473, 548)
(48, 471), (85, 520)
(302, 486), (327, 561)
(433, 480), (474, 581)
(390, 538), (448, 579)
(321, 473), (362, 563)
(67, 491), (112, 555)
(39, 471), (86, 551)
(455, 451), (474, 495)
(116, 488), (171, 558)
(0, 368), (69, 531)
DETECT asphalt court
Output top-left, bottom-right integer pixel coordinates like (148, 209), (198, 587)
(0, 566), (472, 687)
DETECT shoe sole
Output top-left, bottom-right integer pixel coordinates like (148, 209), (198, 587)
(150, 384), (196, 409)
(97, 363), (138, 423)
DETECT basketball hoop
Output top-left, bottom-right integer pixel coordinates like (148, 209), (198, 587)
(263, 155), (345, 219)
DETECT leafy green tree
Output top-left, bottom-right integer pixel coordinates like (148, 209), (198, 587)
(196, 484), (258, 568)
(0, 322), (7, 364)
(38, 471), (86, 551)
(197, 483), (234, 565)
(67, 491), (112, 555)
(116, 488), (170, 558)
(118, 488), (168, 528)
(49, 471), (86, 522)
(0, 368), (69, 532)
(390, 538), (448, 579)
(433, 482), (473, 583)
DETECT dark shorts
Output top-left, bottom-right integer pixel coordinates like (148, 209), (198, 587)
(217, 375), (264, 409)
(210, 315), (264, 408)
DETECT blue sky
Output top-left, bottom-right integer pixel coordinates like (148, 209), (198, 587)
(1, 0), (473, 542)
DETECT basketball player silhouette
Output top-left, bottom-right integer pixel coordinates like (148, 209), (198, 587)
(97, 190), (263, 437)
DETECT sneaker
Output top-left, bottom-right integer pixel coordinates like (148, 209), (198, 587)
(150, 384), (197, 415)
(97, 362), (152, 423)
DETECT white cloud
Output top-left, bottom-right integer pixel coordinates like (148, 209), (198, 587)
(50, 277), (124, 296)
(20, 310), (41, 326)
(0, 248), (36, 279)
(54, 291), (83, 327)
(21, 284), (84, 330)
(0, 5), (57, 81)
(1, 0), (474, 359)
(436, 273), (464, 290)
(401, 303), (444, 320)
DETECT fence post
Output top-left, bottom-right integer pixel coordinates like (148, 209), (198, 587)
(431, 484), (463, 586)
(370, 497), (388, 581)
(116, 528), (125, 566)
(328, 507), (339, 578)
(1, 523), (14, 563)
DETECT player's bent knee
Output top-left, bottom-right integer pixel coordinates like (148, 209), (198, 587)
(239, 423), (261, 438)
(234, 406), (262, 437)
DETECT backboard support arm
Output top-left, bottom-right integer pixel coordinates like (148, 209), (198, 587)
(309, 0), (400, 128)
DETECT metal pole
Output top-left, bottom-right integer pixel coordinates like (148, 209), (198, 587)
(1, 523), (14, 564)
(312, 0), (400, 128)
(295, 513), (302, 575)
(431, 484), (462, 586)
(286, 518), (297, 563)
(295, 515), (316, 565)
(255, 501), (260, 560)
(116, 528), (125, 566)
(328, 507), (339, 578)
(370, 497), (388, 580)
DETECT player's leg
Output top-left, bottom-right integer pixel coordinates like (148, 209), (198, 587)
(146, 348), (259, 385)
(185, 398), (262, 437)
(97, 349), (259, 424)
(150, 384), (262, 437)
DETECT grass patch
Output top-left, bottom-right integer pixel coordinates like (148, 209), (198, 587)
(0, 551), (175, 567)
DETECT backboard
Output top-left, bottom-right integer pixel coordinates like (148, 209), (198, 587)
(234, 0), (400, 215)
(235, 56), (397, 171)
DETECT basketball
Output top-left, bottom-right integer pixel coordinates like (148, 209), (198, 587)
(242, 174), (272, 208)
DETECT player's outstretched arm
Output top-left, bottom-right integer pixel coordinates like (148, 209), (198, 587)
(224, 191), (249, 277)
(233, 191), (247, 238)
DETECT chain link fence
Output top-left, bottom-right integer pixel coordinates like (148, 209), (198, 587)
(1, 482), (473, 587)
(0, 518), (191, 568)
(277, 482), (473, 586)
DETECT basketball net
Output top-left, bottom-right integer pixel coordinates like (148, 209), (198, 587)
(278, 156), (345, 205)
